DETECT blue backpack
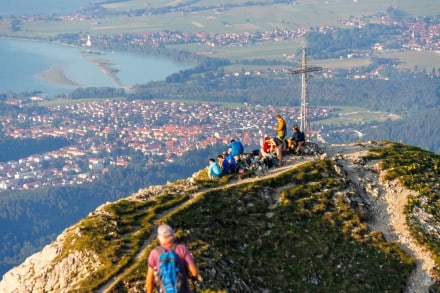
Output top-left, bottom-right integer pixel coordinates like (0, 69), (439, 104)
(156, 245), (182, 293)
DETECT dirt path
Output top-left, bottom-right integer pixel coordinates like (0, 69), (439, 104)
(329, 144), (436, 292)
(381, 180), (436, 292)
(97, 155), (312, 292)
(99, 144), (436, 292)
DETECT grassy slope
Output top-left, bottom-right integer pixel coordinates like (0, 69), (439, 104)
(54, 141), (440, 292)
(368, 143), (440, 280)
(168, 159), (412, 292)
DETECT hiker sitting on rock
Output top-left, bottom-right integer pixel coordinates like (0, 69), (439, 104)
(207, 158), (223, 179)
(218, 154), (230, 175)
(261, 136), (274, 156)
(227, 138), (244, 160)
(287, 124), (305, 154)
(261, 136), (283, 165)
(224, 151), (238, 173)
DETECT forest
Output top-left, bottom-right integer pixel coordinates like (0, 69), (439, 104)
(0, 136), (71, 162)
(0, 144), (223, 276)
(305, 23), (404, 59)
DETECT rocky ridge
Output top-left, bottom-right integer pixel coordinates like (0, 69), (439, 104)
(328, 144), (436, 292)
(0, 142), (438, 292)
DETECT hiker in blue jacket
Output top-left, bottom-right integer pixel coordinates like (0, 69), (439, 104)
(224, 152), (238, 173)
(227, 139), (244, 158)
(208, 158), (223, 179)
(218, 154), (230, 175)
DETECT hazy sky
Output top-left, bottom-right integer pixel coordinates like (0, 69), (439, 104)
(1, 0), (104, 16)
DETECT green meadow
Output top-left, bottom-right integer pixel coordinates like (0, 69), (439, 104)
(100, 0), (440, 28)
(4, 0), (440, 36)
(376, 50), (440, 72)
(311, 106), (401, 127)
(169, 39), (304, 62)
(0, 0), (438, 69)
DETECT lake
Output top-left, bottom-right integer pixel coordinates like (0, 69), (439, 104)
(0, 38), (191, 97)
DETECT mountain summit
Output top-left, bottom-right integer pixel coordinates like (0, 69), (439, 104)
(1, 141), (439, 292)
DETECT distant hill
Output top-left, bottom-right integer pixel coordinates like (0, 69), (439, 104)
(1, 141), (438, 292)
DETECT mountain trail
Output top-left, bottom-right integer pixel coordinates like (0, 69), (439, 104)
(100, 142), (436, 292)
(328, 143), (436, 292)
(97, 154), (314, 292)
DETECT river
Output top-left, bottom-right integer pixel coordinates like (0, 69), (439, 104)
(0, 38), (191, 97)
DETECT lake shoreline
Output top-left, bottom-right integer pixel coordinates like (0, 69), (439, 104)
(0, 37), (189, 95)
(1, 36), (119, 88)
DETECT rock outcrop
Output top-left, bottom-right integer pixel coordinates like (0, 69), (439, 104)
(0, 227), (101, 292)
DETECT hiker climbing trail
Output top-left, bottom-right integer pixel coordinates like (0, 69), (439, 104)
(97, 156), (315, 292)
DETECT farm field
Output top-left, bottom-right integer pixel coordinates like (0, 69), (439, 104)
(171, 39), (373, 71)
(100, 0), (440, 24)
(169, 39), (304, 62)
(376, 50), (440, 72)
(0, 0), (439, 69)
(4, 0), (440, 36)
(313, 106), (401, 128)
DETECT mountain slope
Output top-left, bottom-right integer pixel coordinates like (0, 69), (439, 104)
(1, 141), (439, 292)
